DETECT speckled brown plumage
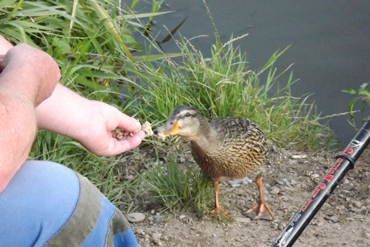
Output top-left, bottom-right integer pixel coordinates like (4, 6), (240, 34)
(190, 117), (267, 182)
(154, 106), (273, 220)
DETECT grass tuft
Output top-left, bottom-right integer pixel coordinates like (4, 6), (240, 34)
(126, 37), (336, 151)
(142, 154), (213, 215)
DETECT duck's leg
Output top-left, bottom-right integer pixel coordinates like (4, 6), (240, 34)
(246, 175), (274, 221)
(210, 180), (232, 218)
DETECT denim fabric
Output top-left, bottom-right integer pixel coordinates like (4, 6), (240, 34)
(0, 160), (138, 247)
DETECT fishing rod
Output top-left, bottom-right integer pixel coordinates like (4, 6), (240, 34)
(271, 116), (370, 247)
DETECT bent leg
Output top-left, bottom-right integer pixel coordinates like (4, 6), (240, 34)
(0, 160), (137, 247)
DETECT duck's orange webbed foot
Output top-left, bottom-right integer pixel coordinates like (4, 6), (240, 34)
(211, 207), (232, 219)
(210, 180), (232, 219)
(246, 175), (274, 221)
(246, 200), (274, 221)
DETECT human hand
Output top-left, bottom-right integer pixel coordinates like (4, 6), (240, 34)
(0, 35), (13, 55)
(75, 100), (145, 156)
(0, 55), (5, 73)
(0, 43), (60, 106)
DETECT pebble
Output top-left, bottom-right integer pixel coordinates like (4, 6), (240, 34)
(178, 157), (186, 163)
(152, 232), (162, 245)
(270, 186), (281, 195)
(148, 215), (164, 223)
(317, 220), (324, 227)
(354, 215), (365, 220)
(275, 178), (291, 186)
(311, 173), (320, 179)
(350, 207), (362, 213)
(353, 200), (362, 208)
(324, 215), (339, 223)
(287, 159), (298, 166)
(291, 154), (308, 159)
(234, 217), (251, 224)
(123, 175), (135, 181)
(228, 177), (253, 187)
(343, 178), (350, 184)
(179, 214), (186, 220)
(126, 212), (146, 223)
(153, 215), (164, 222)
(136, 229), (145, 235)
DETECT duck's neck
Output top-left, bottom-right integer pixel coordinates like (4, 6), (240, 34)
(187, 118), (212, 149)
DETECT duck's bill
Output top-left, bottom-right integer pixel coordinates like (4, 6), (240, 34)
(154, 121), (179, 141)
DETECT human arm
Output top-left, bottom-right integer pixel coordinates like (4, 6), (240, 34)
(35, 84), (145, 156)
(0, 36), (12, 55)
(0, 38), (60, 192)
(0, 34), (143, 193)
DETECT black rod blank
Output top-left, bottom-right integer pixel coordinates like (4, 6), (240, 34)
(271, 117), (370, 247)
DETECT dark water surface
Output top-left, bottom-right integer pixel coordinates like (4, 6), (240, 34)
(130, 0), (370, 147)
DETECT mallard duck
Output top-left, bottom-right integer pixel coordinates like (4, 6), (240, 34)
(154, 106), (273, 220)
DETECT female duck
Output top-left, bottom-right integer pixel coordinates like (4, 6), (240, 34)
(154, 106), (273, 220)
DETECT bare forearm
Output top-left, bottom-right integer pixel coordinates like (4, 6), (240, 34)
(0, 36), (60, 192)
(0, 94), (37, 192)
(36, 84), (144, 156)
(36, 84), (91, 139)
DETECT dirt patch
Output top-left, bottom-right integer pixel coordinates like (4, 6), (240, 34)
(122, 144), (370, 247)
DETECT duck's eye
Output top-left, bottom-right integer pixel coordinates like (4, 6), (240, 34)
(185, 112), (191, 117)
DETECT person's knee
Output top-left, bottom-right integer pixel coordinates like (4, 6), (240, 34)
(0, 161), (80, 246)
(0, 160), (138, 246)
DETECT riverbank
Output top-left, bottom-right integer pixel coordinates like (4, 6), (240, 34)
(120, 144), (370, 246)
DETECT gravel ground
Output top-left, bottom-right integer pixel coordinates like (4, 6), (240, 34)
(122, 144), (370, 247)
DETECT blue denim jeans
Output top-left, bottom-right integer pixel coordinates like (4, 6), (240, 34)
(0, 160), (138, 247)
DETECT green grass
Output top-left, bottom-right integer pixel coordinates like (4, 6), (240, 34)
(2, 0), (338, 214)
(142, 153), (213, 214)
(0, 0), (178, 101)
(126, 37), (335, 151)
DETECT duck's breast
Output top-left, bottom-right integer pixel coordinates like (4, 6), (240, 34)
(190, 117), (267, 180)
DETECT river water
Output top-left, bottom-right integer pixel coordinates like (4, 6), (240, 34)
(128, 0), (370, 147)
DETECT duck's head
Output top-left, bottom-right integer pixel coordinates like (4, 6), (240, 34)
(153, 106), (208, 141)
